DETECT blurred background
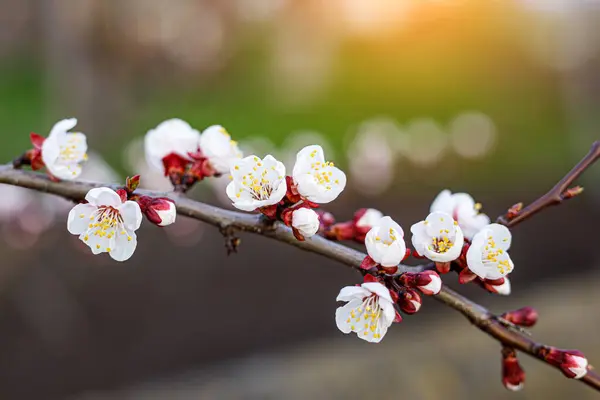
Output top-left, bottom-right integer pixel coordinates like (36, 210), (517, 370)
(0, 0), (599, 398)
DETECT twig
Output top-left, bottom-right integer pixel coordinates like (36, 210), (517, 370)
(497, 141), (600, 227)
(0, 165), (599, 391)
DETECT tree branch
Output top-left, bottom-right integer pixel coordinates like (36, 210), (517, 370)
(497, 141), (600, 227)
(0, 164), (598, 391)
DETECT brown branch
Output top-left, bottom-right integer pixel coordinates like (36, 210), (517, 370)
(497, 141), (600, 227)
(0, 165), (599, 391)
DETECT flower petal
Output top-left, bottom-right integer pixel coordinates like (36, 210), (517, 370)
(85, 187), (122, 207)
(67, 203), (97, 235)
(336, 286), (370, 302)
(119, 201), (143, 231)
(109, 230), (137, 262)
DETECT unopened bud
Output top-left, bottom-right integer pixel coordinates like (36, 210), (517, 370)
(398, 288), (422, 314)
(563, 186), (584, 199)
(353, 208), (383, 242)
(291, 208), (320, 239)
(501, 307), (538, 327)
(506, 202), (523, 219)
(142, 197), (177, 227)
(125, 175), (141, 193)
(484, 277), (511, 296)
(502, 347), (525, 391)
(399, 270), (442, 295)
(539, 347), (588, 379)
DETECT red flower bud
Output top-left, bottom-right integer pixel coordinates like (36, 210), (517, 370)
(502, 347), (525, 391)
(501, 307), (538, 327)
(539, 347), (588, 379)
(125, 175), (141, 193)
(398, 270), (442, 295)
(398, 288), (422, 314)
(138, 196), (177, 227)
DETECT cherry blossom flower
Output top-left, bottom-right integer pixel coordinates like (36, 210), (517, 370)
(335, 281), (396, 343)
(411, 211), (464, 263)
(365, 216), (406, 267)
(466, 223), (514, 280)
(199, 125), (243, 174)
(144, 118), (201, 173)
(67, 187), (142, 261)
(41, 118), (88, 180)
(226, 155), (287, 211)
(292, 145), (346, 203)
(430, 189), (490, 240)
(291, 208), (320, 238)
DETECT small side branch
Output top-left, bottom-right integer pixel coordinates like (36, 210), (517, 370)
(497, 141), (600, 228)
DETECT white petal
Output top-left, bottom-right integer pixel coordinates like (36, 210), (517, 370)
(379, 240), (406, 267)
(85, 187), (122, 207)
(361, 282), (393, 303)
(429, 189), (455, 215)
(336, 286), (370, 302)
(67, 204), (97, 235)
(356, 209), (383, 228)
(410, 221), (428, 256)
(49, 118), (77, 138)
(41, 136), (60, 166)
(109, 230), (137, 262)
(487, 223), (512, 250)
(292, 145), (325, 177)
(379, 298), (396, 324)
(119, 201), (143, 231)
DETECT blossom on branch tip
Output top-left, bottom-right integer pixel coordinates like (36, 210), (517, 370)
(199, 125), (243, 174)
(67, 187), (142, 261)
(466, 223), (514, 280)
(335, 281), (396, 343)
(41, 118), (88, 180)
(411, 211), (464, 263)
(291, 208), (320, 239)
(430, 189), (490, 240)
(365, 216), (407, 267)
(540, 347), (588, 379)
(292, 145), (346, 203)
(225, 155), (287, 211)
(144, 118), (201, 174)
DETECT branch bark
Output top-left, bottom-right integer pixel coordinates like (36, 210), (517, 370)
(0, 164), (599, 391)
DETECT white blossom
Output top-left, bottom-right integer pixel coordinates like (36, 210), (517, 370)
(41, 118), (88, 180)
(356, 208), (383, 229)
(411, 211), (464, 262)
(226, 155), (287, 211)
(67, 188), (142, 262)
(365, 216), (406, 267)
(466, 223), (514, 280)
(430, 189), (490, 240)
(199, 125), (243, 174)
(292, 145), (346, 203)
(291, 208), (320, 238)
(335, 282), (396, 343)
(144, 118), (201, 173)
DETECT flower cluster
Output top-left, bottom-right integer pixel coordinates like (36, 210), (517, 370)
(144, 119), (243, 190)
(336, 189), (517, 343)
(226, 145), (346, 241)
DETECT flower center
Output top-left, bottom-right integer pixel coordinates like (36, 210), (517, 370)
(307, 161), (339, 191)
(484, 236), (512, 275)
(345, 294), (383, 340)
(374, 228), (399, 246)
(431, 235), (453, 253)
(88, 206), (124, 240)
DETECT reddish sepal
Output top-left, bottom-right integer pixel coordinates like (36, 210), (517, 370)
(458, 268), (478, 284)
(360, 255), (379, 271)
(435, 262), (451, 274)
